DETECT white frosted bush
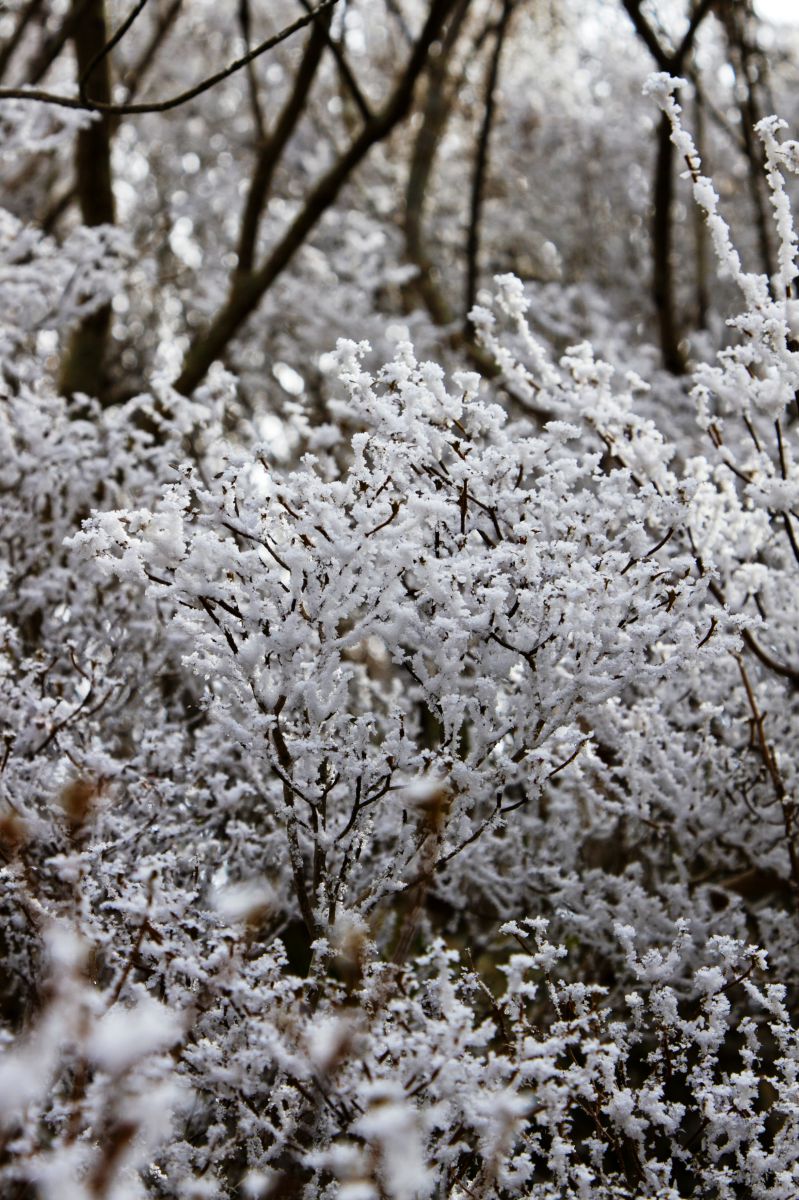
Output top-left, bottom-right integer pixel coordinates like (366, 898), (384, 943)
(2, 74), (799, 1200)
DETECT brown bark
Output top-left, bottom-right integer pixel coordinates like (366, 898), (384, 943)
(59, 0), (116, 402)
(653, 111), (685, 374)
(620, 0), (717, 374)
(464, 0), (514, 334)
(404, 0), (471, 327)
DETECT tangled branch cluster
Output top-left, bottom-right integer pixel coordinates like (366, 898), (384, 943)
(2, 77), (799, 1199)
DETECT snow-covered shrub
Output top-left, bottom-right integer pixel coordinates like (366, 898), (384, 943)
(2, 75), (799, 1200)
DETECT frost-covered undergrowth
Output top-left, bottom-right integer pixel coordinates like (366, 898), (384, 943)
(2, 80), (799, 1198)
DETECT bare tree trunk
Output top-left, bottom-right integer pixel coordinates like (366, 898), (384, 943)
(59, 0), (116, 402)
(464, 0), (513, 335)
(653, 111), (686, 374)
(723, 1), (776, 286)
(39, 0), (184, 235)
(404, 0), (471, 327)
(692, 82), (709, 329)
(235, 7), (334, 278)
(620, 0), (716, 374)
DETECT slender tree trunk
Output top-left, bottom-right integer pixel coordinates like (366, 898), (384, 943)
(692, 83), (709, 330)
(404, 0), (471, 327)
(59, 0), (116, 401)
(40, 0), (183, 235)
(464, 0), (513, 335)
(727, 5), (776, 286)
(652, 111), (686, 374)
(621, 0), (716, 374)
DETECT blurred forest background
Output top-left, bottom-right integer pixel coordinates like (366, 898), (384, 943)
(1, 0), (797, 428)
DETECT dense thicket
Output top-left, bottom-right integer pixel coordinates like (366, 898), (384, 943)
(2, 2), (799, 1198)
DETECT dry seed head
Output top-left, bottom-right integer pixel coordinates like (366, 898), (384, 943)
(405, 775), (453, 834)
(213, 879), (276, 928)
(59, 777), (99, 828)
(331, 910), (370, 990)
(0, 808), (29, 854)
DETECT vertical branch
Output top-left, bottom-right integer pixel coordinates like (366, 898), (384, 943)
(120, 0), (183, 100)
(391, 784), (452, 964)
(621, 0), (717, 374)
(235, 7), (334, 278)
(722, 0), (776, 286)
(404, 0), (471, 327)
(296, 0), (372, 122)
(40, 0), (184, 234)
(464, 0), (513, 335)
(59, 0), (116, 401)
(736, 657), (799, 917)
(272, 698), (318, 939)
(691, 77), (709, 328)
(238, 0), (266, 142)
(22, 0), (93, 87)
(652, 108), (686, 373)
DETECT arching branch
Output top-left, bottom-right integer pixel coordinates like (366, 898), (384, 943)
(0, 0), (341, 114)
(176, 0), (463, 396)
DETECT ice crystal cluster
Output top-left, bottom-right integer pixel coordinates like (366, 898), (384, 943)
(2, 80), (799, 1199)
